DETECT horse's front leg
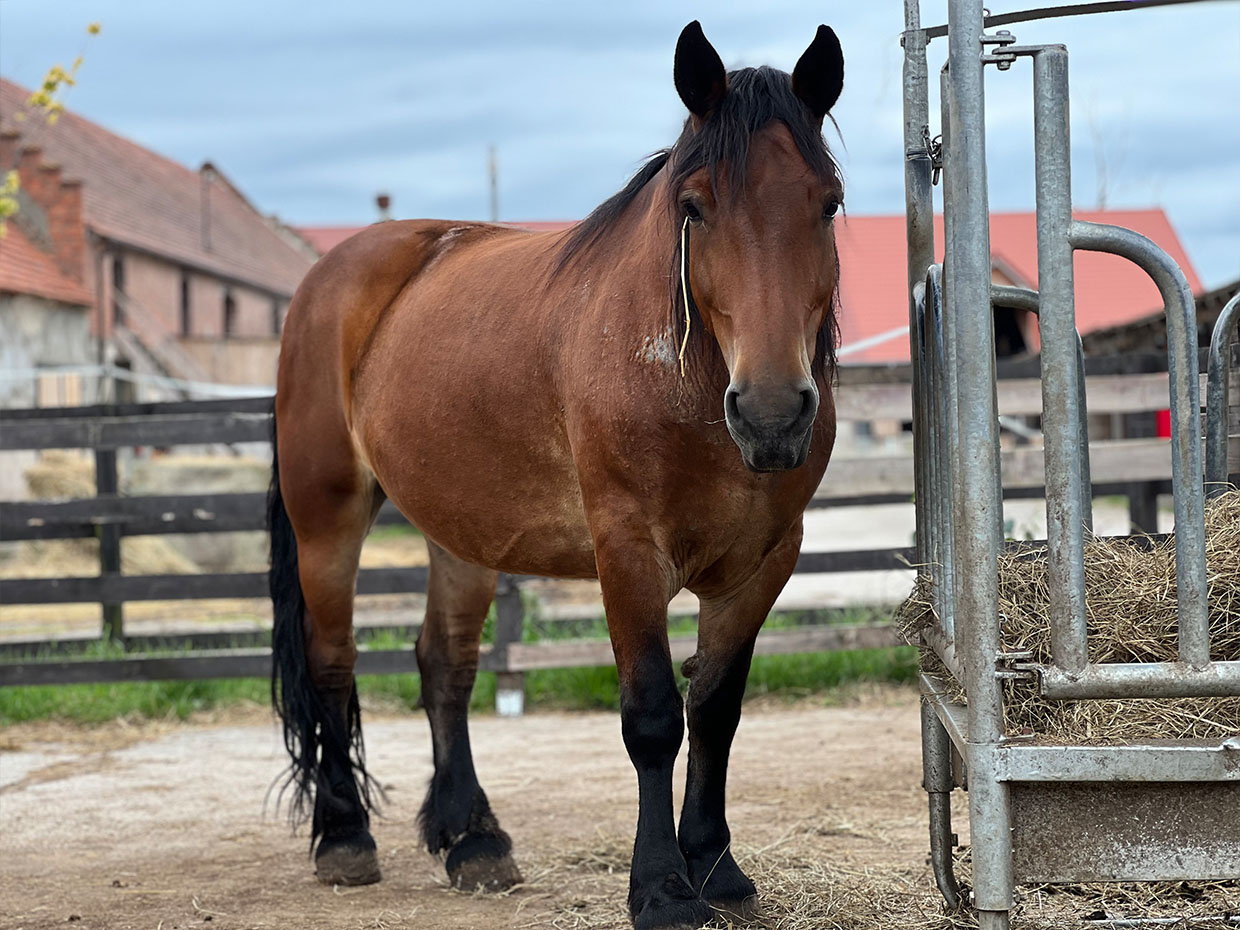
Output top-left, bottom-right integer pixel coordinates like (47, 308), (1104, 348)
(596, 534), (713, 930)
(678, 522), (803, 919)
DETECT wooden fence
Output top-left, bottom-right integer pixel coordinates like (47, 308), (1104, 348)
(2, 351), (1237, 692)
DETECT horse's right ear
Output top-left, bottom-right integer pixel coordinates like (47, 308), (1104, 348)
(674, 21), (727, 118)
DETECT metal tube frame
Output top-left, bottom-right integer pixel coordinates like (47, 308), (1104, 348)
(904, 0), (1239, 923)
(1206, 292), (1240, 497)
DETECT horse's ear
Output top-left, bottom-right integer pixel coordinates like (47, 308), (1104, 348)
(792, 25), (844, 122)
(674, 21), (727, 118)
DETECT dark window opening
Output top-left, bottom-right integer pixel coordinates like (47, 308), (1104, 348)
(223, 290), (237, 336)
(270, 298), (284, 336)
(180, 272), (192, 336)
(111, 257), (125, 324)
(994, 306), (1028, 358)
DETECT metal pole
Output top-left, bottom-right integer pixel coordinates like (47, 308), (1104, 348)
(1206, 292), (1240, 496)
(945, 0), (1011, 921)
(904, 0), (935, 570)
(1069, 220), (1209, 666)
(1032, 46), (1089, 675)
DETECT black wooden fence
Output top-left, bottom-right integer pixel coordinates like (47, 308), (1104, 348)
(3, 351), (1233, 691)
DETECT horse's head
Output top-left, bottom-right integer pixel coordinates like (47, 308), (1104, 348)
(672, 22), (844, 472)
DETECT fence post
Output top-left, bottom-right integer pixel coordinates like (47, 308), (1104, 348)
(492, 574), (525, 717)
(95, 447), (124, 645)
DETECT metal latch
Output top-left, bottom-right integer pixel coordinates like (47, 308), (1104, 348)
(995, 649), (1037, 681)
(981, 29), (1018, 69)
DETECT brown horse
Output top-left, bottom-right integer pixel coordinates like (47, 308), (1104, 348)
(269, 21), (844, 929)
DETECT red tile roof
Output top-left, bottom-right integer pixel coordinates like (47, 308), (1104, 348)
(0, 223), (92, 305)
(298, 209), (1201, 366)
(1, 78), (314, 297)
(835, 209), (1203, 364)
(296, 220), (575, 256)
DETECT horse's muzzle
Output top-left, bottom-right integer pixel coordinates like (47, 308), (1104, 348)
(723, 380), (818, 472)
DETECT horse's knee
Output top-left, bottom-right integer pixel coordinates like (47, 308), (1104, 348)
(620, 665), (684, 772)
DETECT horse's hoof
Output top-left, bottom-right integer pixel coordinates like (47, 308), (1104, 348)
(315, 836), (382, 886)
(630, 873), (713, 930)
(695, 857), (758, 920)
(446, 832), (523, 891)
(707, 894), (762, 924)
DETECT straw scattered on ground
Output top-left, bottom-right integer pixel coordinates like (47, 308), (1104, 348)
(518, 827), (1239, 929)
(896, 490), (1240, 741)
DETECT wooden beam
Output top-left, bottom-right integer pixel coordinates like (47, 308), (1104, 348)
(0, 565), (430, 605)
(0, 412), (271, 451)
(0, 624), (903, 686)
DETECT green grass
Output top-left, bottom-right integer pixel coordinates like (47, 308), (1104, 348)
(0, 608), (914, 725)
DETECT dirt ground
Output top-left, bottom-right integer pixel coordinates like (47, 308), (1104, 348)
(0, 690), (959, 930)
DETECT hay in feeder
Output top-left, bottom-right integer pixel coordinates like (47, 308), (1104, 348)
(896, 489), (1240, 742)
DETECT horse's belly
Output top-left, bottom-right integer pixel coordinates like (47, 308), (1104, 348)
(353, 393), (597, 579)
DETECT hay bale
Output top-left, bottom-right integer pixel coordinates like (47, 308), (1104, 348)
(24, 450), (95, 499)
(897, 490), (1240, 741)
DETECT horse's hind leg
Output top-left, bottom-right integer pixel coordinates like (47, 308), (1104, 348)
(270, 435), (382, 886)
(416, 541), (523, 891)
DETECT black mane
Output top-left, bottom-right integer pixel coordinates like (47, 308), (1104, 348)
(556, 65), (842, 377)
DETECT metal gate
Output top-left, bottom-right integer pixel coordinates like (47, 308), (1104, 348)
(901, 1), (1240, 926)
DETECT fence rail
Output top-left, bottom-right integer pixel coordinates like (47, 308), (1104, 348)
(2, 358), (1236, 691)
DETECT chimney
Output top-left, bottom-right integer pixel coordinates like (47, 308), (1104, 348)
(46, 177), (86, 282)
(18, 146), (47, 199)
(0, 129), (20, 172)
(376, 192), (391, 222)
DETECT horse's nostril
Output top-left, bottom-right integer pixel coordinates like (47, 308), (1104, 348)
(724, 385), (742, 423)
(798, 387), (817, 424)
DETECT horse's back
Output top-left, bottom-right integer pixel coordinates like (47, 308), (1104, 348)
(278, 218), (598, 578)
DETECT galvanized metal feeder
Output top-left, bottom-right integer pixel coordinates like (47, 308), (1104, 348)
(901, 1), (1240, 926)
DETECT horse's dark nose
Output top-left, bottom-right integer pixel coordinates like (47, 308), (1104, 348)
(723, 380), (818, 471)
(725, 381), (817, 434)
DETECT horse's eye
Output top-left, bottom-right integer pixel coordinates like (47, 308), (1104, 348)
(822, 199), (841, 221)
(681, 199), (703, 223)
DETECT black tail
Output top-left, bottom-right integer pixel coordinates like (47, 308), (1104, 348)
(269, 410), (379, 849)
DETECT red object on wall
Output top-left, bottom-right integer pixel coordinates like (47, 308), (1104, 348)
(1156, 409), (1172, 438)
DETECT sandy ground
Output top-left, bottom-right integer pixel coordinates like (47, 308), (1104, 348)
(0, 691), (950, 930)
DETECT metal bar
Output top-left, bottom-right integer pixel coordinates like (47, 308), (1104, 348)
(921, 697), (964, 909)
(1206, 291), (1240, 496)
(1032, 45), (1089, 675)
(1070, 219), (1210, 666)
(990, 284), (1094, 530)
(926, 266), (959, 639)
(923, 0), (1212, 40)
(1038, 660), (1240, 698)
(904, 0), (935, 572)
(999, 741), (1240, 783)
(945, 0), (1012, 917)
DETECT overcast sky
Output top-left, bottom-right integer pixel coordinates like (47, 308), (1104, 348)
(1, 0), (1237, 288)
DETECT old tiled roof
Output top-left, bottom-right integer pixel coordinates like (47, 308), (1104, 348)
(0, 223), (92, 305)
(0, 78), (314, 297)
(296, 220), (575, 256)
(835, 209), (1203, 364)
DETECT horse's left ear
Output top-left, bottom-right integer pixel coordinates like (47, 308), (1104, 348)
(792, 25), (844, 122)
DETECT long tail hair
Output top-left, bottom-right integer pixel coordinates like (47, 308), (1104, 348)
(268, 409), (377, 848)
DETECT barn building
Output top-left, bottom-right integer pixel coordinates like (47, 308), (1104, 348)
(0, 77), (317, 409)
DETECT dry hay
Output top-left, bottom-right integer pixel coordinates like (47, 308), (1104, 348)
(516, 827), (1238, 929)
(896, 490), (1240, 742)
